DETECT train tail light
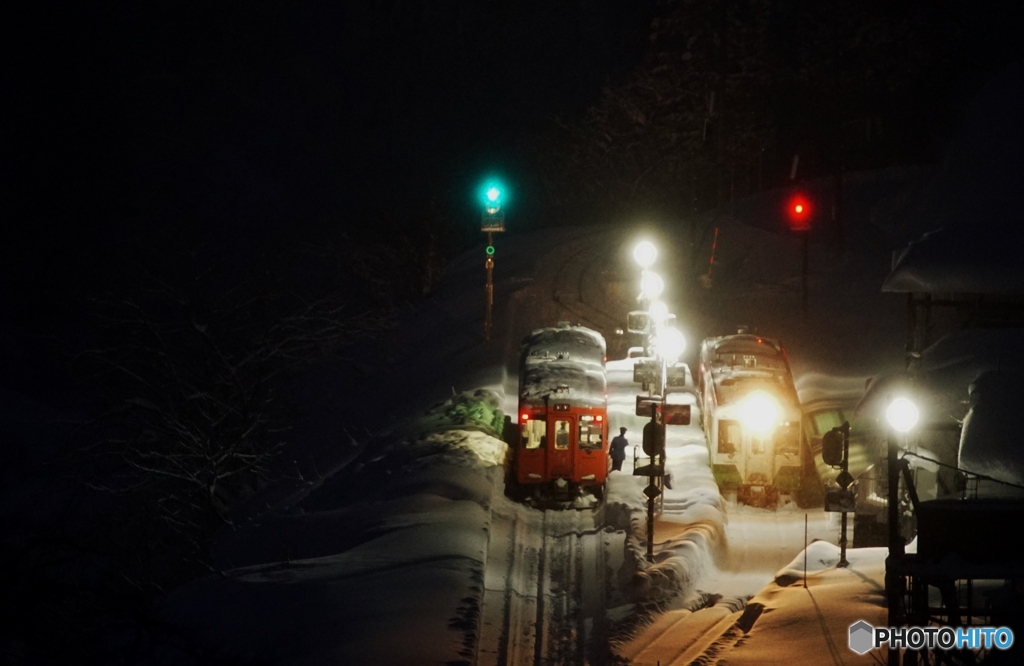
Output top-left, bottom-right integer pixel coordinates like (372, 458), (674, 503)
(521, 413), (530, 421)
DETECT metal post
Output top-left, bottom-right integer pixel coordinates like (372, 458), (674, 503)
(801, 229), (809, 317)
(484, 231), (493, 341)
(886, 432), (904, 666)
(838, 422), (851, 568)
(646, 494), (655, 563)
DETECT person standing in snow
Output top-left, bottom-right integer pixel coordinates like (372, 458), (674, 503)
(610, 427), (629, 471)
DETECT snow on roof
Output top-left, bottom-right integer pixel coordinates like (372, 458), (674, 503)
(959, 370), (1024, 487)
(882, 224), (1024, 294)
(518, 361), (606, 406)
(519, 324), (606, 364)
(795, 372), (872, 406)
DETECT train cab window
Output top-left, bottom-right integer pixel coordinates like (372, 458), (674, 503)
(521, 419), (546, 449)
(578, 416), (603, 451)
(774, 423), (801, 456)
(554, 420), (571, 450)
(719, 420), (741, 454)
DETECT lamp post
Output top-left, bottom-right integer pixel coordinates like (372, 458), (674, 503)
(643, 325), (685, 562)
(885, 396), (919, 666)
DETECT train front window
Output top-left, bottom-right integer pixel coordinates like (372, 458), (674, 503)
(521, 419), (546, 449)
(578, 416), (603, 451)
(554, 420), (570, 450)
(719, 420), (741, 454)
(774, 423), (801, 456)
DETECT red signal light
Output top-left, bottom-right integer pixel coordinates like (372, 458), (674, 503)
(786, 193), (812, 231)
(521, 413), (530, 421)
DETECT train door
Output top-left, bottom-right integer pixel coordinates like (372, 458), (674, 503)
(517, 416), (547, 484)
(547, 417), (574, 480)
(744, 428), (773, 487)
(575, 414), (606, 483)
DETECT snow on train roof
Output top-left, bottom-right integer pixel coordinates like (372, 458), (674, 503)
(519, 325), (606, 366)
(705, 334), (784, 358)
(518, 361), (606, 406)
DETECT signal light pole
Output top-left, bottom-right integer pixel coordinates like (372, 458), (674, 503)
(480, 183), (505, 341)
(786, 192), (812, 317)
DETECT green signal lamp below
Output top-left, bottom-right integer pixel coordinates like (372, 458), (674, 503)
(485, 245), (495, 256)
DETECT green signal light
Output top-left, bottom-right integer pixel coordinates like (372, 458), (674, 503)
(479, 178), (507, 214)
(485, 245), (495, 256)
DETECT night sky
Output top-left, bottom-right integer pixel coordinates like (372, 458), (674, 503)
(4, 4), (1024, 662)
(4, 1), (1024, 396)
(8, 4), (1024, 325)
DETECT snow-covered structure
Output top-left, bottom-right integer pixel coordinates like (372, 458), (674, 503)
(881, 61), (1024, 490)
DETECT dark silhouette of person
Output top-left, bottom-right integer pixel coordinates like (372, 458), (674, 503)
(610, 427), (629, 471)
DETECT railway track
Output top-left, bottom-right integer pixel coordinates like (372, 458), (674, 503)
(476, 500), (622, 666)
(550, 231), (630, 334)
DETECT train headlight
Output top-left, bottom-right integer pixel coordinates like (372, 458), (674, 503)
(740, 391), (781, 434)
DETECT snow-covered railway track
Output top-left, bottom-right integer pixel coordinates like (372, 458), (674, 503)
(551, 233), (624, 333)
(476, 502), (616, 666)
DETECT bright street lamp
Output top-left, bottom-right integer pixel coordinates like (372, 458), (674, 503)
(884, 394), (918, 666)
(886, 397), (919, 433)
(633, 241), (658, 268)
(640, 270), (665, 300)
(653, 326), (686, 363)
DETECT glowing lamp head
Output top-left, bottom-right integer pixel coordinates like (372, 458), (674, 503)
(633, 241), (658, 268)
(654, 326), (686, 362)
(886, 397), (919, 433)
(520, 412), (530, 422)
(740, 391), (781, 434)
(480, 179), (506, 214)
(640, 270), (665, 300)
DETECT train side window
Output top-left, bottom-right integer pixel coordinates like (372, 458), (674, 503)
(812, 411), (842, 437)
(719, 420), (740, 454)
(578, 420), (603, 450)
(521, 419), (546, 449)
(554, 420), (570, 450)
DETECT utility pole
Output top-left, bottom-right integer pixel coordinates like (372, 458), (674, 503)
(484, 232), (495, 340)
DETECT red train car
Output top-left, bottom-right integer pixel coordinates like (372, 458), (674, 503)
(509, 323), (609, 504)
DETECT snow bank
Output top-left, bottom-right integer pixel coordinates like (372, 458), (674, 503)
(959, 371), (1024, 487)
